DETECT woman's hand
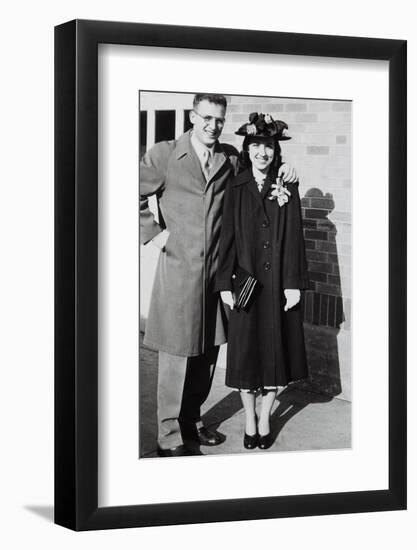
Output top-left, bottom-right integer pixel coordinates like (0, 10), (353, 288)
(278, 163), (298, 184)
(284, 289), (301, 311)
(220, 290), (235, 310)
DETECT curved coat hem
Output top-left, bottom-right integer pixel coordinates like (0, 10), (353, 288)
(224, 374), (310, 392)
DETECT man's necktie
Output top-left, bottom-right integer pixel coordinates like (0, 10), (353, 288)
(202, 149), (211, 180)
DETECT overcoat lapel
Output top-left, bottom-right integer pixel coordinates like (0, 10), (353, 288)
(249, 177), (273, 214)
(231, 170), (267, 210)
(276, 190), (287, 246)
(205, 143), (227, 190)
(175, 132), (206, 188)
(247, 177), (264, 206)
(261, 177), (273, 201)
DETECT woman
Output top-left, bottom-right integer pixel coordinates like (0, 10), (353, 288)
(216, 112), (310, 450)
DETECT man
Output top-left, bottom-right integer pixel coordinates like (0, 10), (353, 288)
(140, 93), (297, 456)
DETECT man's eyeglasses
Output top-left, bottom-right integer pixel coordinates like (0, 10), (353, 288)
(193, 110), (226, 127)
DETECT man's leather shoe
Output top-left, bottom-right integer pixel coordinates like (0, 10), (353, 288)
(182, 425), (223, 446)
(196, 426), (223, 446)
(156, 444), (192, 457)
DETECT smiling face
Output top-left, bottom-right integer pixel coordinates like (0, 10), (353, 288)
(189, 99), (226, 147)
(247, 137), (276, 172)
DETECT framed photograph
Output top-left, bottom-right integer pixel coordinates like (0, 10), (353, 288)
(55, 19), (406, 530)
(137, 90), (353, 460)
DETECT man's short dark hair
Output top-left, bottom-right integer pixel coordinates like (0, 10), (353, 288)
(193, 93), (227, 109)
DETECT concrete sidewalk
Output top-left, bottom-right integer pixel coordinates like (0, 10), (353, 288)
(139, 337), (351, 458)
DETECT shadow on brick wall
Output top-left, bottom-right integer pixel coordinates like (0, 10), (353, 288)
(294, 187), (346, 399)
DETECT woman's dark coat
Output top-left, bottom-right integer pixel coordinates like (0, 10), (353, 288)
(215, 169), (310, 389)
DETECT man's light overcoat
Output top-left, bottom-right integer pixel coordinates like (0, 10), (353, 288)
(140, 131), (239, 356)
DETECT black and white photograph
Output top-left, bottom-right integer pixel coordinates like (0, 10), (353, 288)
(139, 91), (352, 458)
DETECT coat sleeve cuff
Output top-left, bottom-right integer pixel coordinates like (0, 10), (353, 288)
(283, 276), (311, 290)
(215, 279), (233, 292)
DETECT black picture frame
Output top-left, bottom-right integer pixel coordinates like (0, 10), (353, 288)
(54, 19), (407, 531)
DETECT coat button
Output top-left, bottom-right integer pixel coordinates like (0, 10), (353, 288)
(261, 220), (269, 228)
(264, 262), (271, 271)
(263, 240), (270, 249)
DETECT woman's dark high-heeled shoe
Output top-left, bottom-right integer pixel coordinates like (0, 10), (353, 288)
(243, 431), (258, 449)
(258, 432), (274, 450)
(244, 414), (258, 449)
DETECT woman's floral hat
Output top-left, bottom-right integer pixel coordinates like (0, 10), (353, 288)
(235, 112), (291, 140)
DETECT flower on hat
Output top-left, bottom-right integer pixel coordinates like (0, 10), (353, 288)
(235, 112), (291, 139)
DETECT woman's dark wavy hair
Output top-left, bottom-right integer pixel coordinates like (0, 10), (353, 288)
(238, 136), (282, 179)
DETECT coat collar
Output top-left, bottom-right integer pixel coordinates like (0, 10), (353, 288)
(232, 168), (274, 204)
(231, 168), (252, 187)
(209, 141), (228, 185)
(175, 130), (196, 160)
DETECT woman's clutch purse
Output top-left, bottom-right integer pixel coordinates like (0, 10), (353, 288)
(231, 266), (260, 310)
